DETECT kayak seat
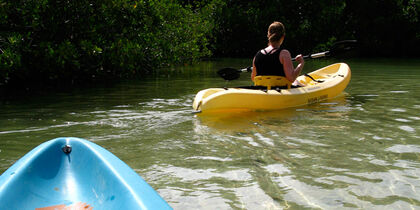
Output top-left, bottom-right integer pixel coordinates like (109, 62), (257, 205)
(253, 76), (292, 90)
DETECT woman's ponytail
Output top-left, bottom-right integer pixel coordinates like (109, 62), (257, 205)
(267, 21), (285, 44)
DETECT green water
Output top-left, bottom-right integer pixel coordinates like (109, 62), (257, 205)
(1, 58), (420, 209)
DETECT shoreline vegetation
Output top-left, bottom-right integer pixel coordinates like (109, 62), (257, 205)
(1, 0), (419, 91)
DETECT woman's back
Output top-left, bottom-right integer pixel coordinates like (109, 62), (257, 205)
(254, 48), (285, 76)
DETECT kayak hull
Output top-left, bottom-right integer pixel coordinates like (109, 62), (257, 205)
(0, 137), (171, 210)
(193, 63), (351, 113)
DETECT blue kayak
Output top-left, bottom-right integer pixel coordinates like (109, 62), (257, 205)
(0, 137), (171, 210)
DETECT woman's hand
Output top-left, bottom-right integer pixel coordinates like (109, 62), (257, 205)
(295, 54), (304, 65)
(293, 54), (304, 79)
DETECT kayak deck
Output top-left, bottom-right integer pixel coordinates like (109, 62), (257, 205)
(0, 137), (171, 210)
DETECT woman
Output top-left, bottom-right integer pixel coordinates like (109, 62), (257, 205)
(251, 21), (304, 85)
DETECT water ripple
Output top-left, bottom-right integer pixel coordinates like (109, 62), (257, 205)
(2, 59), (420, 209)
(385, 145), (420, 154)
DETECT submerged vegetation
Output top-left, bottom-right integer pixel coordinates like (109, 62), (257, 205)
(1, 0), (419, 89)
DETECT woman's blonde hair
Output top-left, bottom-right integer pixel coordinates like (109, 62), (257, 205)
(267, 21), (285, 44)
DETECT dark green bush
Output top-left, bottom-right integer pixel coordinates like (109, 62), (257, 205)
(0, 0), (218, 87)
(210, 0), (420, 58)
(1, 0), (419, 89)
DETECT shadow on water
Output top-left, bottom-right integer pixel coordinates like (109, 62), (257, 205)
(194, 93), (350, 132)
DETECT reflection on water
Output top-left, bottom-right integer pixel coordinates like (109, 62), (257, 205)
(1, 59), (420, 209)
(194, 94), (349, 132)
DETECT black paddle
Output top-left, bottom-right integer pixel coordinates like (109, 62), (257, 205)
(217, 66), (252, 81)
(217, 40), (357, 81)
(297, 39), (358, 60)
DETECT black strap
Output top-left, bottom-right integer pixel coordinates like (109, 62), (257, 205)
(268, 47), (278, 54)
(263, 47), (278, 55)
(304, 74), (323, 83)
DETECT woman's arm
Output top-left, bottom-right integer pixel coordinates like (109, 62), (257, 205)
(280, 49), (304, 82)
(251, 57), (257, 81)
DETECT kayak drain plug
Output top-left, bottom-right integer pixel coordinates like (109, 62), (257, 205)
(62, 145), (72, 154)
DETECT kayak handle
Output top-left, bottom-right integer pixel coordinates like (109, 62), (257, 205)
(62, 145), (72, 154)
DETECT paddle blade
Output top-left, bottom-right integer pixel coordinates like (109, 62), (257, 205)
(295, 40), (358, 61)
(217, 67), (241, 81)
(329, 40), (358, 56)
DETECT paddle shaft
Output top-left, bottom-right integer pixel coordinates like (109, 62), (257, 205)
(217, 40), (357, 80)
(292, 51), (329, 61)
(241, 51), (328, 72)
(243, 51), (331, 70)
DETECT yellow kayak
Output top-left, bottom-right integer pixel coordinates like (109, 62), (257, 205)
(193, 63), (351, 113)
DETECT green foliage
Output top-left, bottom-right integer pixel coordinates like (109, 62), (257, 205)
(211, 0), (419, 58)
(1, 0), (419, 88)
(0, 0), (217, 87)
(344, 0), (420, 56)
(209, 0), (350, 57)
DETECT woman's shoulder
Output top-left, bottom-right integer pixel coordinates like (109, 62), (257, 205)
(280, 48), (290, 54)
(255, 49), (265, 57)
(257, 47), (270, 55)
(279, 49), (292, 64)
(280, 49), (291, 57)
